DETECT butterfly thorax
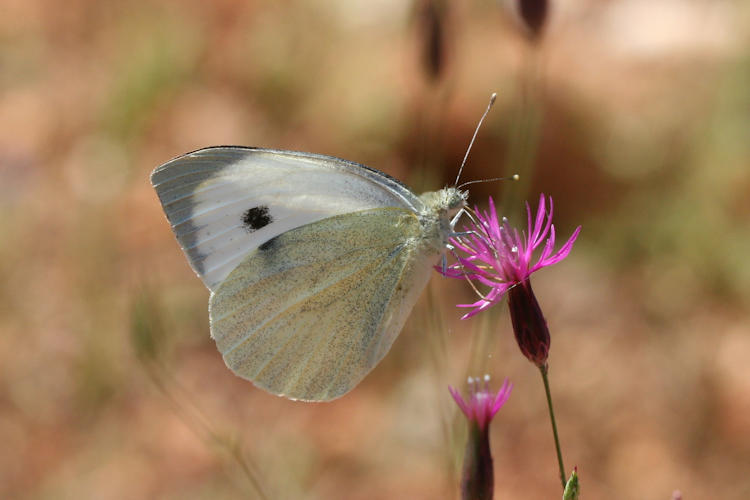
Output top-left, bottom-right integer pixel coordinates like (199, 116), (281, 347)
(416, 187), (468, 253)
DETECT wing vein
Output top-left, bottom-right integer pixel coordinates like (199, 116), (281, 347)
(283, 245), (407, 397)
(221, 244), (402, 360)
(214, 242), (400, 329)
(162, 175), (294, 207)
(151, 161), (225, 187)
(245, 252), (395, 382)
(315, 247), (410, 398)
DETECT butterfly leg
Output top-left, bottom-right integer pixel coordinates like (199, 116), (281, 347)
(449, 208), (466, 229)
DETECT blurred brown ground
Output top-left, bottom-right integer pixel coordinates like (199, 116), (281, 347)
(1, 0), (749, 498)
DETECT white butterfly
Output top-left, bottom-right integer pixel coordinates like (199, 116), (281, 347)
(152, 147), (467, 401)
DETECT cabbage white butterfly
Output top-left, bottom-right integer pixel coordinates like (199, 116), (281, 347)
(151, 96), (497, 402)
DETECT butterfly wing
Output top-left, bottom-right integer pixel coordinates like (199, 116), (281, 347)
(151, 147), (424, 290)
(209, 207), (440, 401)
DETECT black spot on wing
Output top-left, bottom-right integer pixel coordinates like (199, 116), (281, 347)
(259, 237), (277, 252)
(242, 206), (273, 232)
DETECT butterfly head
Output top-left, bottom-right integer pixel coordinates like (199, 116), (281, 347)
(418, 187), (469, 253)
(419, 187), (468, 218)
(443, 186), (469, 220)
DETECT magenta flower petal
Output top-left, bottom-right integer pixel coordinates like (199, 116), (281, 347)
(449, 376), (513, 431)
(449, 385), (472, 418)
(439, 194), (580, 318)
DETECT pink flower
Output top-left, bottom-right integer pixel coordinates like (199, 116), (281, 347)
(450, 376), (512, 500)
(442, 194), (580, 367)
(443, 193), (580, 319)
(450, 376), (513, 432)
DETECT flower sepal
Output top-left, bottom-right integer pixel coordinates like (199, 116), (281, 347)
(508, 278), (550, 367)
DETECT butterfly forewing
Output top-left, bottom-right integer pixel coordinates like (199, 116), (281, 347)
(209, 207), (439, 401)
(151, 147), (423, 290)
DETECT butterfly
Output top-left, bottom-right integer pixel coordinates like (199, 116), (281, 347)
(151, 147), (467, 401)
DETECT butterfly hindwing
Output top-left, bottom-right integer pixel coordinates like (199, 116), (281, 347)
(151, 147), (423, 290)
(208, 207), (440, 401)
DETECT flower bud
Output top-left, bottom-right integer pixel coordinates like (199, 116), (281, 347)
(563, 467), (580, 500)
(417, 0), (447, 82)
(517, 0), (548, 40)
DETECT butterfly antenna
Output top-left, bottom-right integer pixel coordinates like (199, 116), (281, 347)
(454, 92), (497, 186)
(457, 174), (519, 190)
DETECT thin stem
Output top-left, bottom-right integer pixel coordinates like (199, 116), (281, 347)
(144, 361), (270, 500)
(540, 364), (566, 489)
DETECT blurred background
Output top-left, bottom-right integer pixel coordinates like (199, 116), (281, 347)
(2, 0), (749, 498)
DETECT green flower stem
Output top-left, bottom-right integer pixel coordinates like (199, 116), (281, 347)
(540, 364), (566, 489)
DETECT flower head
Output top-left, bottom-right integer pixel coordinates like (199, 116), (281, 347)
(450, 376), (512, 500)
(450, 375), (513, 432)
(441, 194), (580, 367)
(442, 193), (580, 319)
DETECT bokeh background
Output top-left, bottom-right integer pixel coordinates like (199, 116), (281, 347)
(2, 0), (750, 498)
